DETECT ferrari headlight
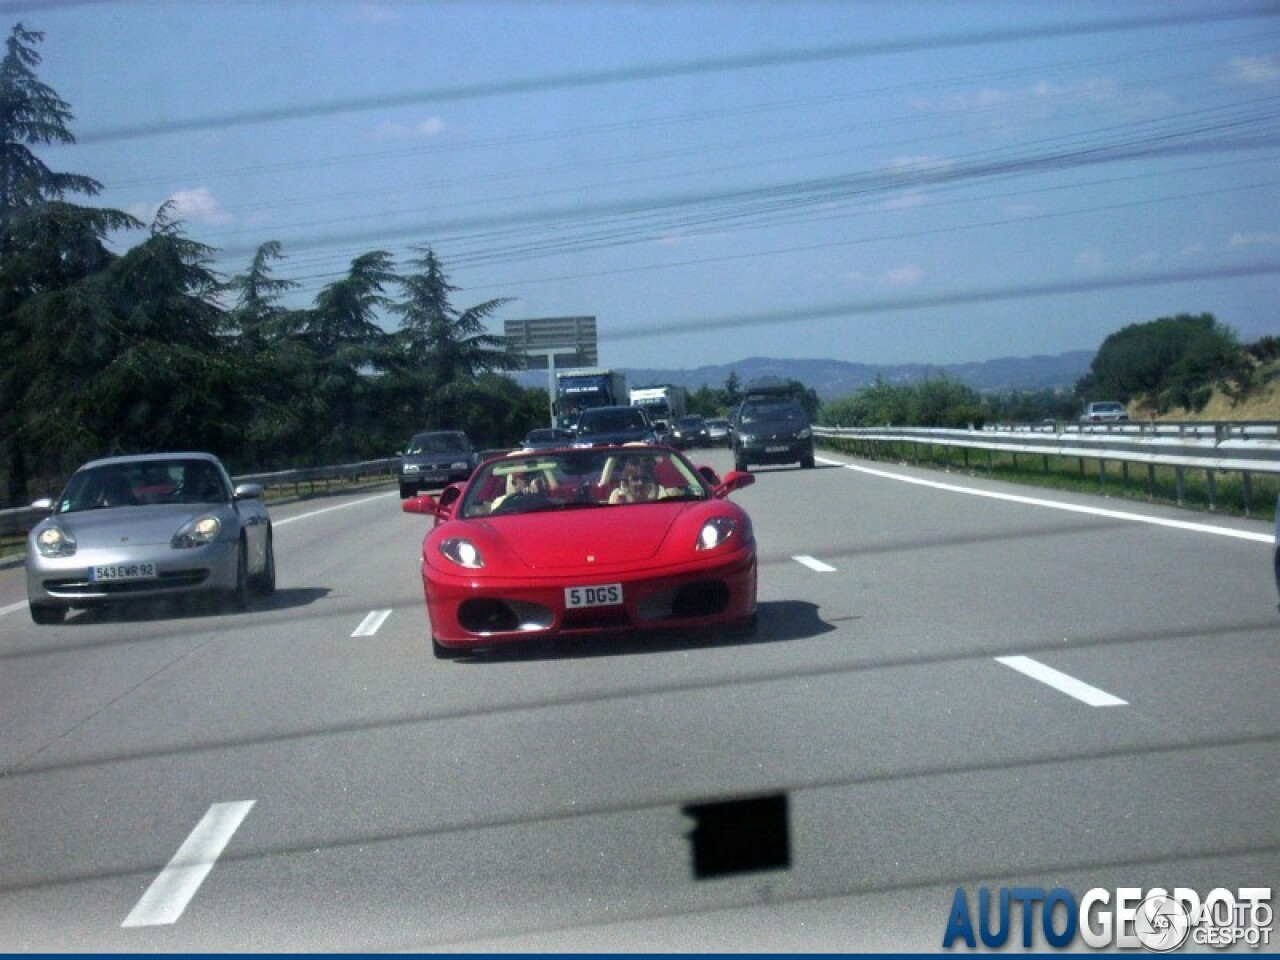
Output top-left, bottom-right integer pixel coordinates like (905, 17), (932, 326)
(696, 517), (738, 551)
(172, 515), (221, 548)
(35, 524), (77, 558)
(440, 537), (484, 569)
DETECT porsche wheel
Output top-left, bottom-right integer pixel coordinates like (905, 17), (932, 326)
(255, 529), (277, 596)
(229, 539), (249, 611)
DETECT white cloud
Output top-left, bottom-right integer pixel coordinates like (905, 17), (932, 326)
(371, 116), (446, 140)
(1222, 56), (1279, 87)
(166, 187), (232, 226)
(1228, 231), (1280, 248)
(1073, 249), (1105, 274)
(353, 3), (398, 24)
(884, 264), (924, 287)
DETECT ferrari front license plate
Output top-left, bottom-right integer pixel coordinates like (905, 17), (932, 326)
(90, 562), (156, 582)
(565, 583), (623, 608)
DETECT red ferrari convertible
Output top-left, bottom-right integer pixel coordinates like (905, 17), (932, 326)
(402, 444), (757, 658)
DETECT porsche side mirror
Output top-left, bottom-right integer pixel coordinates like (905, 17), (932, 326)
(233, 482), (265, 501)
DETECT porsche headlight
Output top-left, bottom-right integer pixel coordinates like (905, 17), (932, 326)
(697, 517), (738, 551)
(35, 524), (77, 558)
(172, 515), (221, 548)
(439, 537), (484, 569)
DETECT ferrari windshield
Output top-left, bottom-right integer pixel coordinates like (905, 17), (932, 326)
(55, 459), (230, 513)
(459, 447), (709, 518)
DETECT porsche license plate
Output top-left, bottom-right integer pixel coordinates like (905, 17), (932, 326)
(565, 583), (623, 608)
(90, 562), (156, 582)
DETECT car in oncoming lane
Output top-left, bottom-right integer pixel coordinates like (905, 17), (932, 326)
(402, 444), (757, 658)
(25, 452), (275, 624)
(1079, 401), (1129, 423)
(398, 430), (479, 498)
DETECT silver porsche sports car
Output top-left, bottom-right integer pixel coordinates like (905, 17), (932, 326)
(25, 452), (275, 624)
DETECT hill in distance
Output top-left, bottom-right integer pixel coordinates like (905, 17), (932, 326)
(516, 351), (1095, 401)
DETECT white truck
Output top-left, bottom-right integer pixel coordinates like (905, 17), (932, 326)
(629, 384), (687, 432)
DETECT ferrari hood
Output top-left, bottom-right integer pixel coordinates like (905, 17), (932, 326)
(477, 504), (687, 569)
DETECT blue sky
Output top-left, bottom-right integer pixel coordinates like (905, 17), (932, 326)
(19, 0), (1280, 370)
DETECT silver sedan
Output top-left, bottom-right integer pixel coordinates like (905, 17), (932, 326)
(25, 452), (275, 624)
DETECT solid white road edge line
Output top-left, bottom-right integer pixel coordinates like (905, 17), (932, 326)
(122, 800), (256, 928)
(352, 609), (392, 637)
(818, 456), (1275, 544)
(996, 655), (1128, 707)
(793, 555), (837, 572)
(0, 600), (25, 617)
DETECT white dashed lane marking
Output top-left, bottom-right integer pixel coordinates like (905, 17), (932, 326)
(122, 800), (256, 928)
(793, 555), (837, 572)
(352, 609), (392, 637)
(996, 655), (1128, 707)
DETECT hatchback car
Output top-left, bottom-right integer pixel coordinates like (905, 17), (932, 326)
(704, 418), (732, 447)
(1079, 401), (1129, 423)
(398, 430), (479, 498)
(670, 414), (709, 449)
(520, 427), (575, 450)
(732, 397), (815, 471)
(25, 452), (275, 624)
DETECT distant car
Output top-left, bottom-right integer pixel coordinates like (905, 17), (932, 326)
(520, 427), (575, 450)
(1079, 401), (1129, 423)
(732, 396), (815, 471)
(670, 414), (709, 449)
(398, 430), (479, 498)
(704, 418), (732, 447)
(572, 405), (658, 447)
(25, 452), (275, 624)
(402, 444), (757, 658)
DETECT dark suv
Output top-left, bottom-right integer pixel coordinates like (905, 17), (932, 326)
(732, 396), (815, 471)
(572, 406), (658, 447)
(398, 430), (479, 498)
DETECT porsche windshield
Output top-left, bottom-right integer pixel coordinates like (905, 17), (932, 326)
(459, 448), (708, 518)
(56, 459), (229, 513)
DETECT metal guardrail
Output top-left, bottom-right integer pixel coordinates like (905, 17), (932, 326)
(814, 421), (1280, 514)
(0, 457), (402, 541)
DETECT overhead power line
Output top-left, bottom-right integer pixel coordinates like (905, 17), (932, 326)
(604, 262), (1280, 343)
(74, 6), (1280, 144)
